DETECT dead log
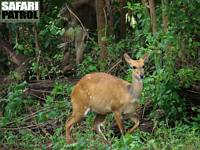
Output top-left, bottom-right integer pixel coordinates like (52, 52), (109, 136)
(0, 39), (29, 66)
(23, 78), (79, 100)
(179, 82), (200, 105)
(0, 39), (31, 80)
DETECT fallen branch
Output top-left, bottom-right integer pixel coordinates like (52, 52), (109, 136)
(1, 114), (65, 131)
(107, 59), (122, 73)
(66, 5), (95, 43)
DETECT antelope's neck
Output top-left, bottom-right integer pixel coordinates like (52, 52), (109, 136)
(129, 76), (143, 99)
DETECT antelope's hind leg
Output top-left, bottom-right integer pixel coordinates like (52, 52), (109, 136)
(128, 116), (140, 133)
(93, 114), (107, 141)
(66, 107), (88, 144)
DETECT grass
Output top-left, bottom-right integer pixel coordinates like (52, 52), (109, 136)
(112, 124), (200, 150)
(1, 83), (200, 150)
(49, 120), (200, 150)
(3, 117), (199, 150)
(1, 109), (200, 150)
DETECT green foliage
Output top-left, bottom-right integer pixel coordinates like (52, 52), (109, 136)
(107, 38), (134, 59)
(125, 0), (200, 121)
(0, 83), (72, 148)
(77, 55), (98, 76)
(1, 82), (27, 125)
(113, 124), (200, 150)
(143, 69), (186, 119)
(126, 2), (150, 32)
(39, 20), (65, 49)
(177, 67), (200, 88)
(0, 0), (200, 149)
(30, 61), (62, 80)
(14, 42), (35, 56)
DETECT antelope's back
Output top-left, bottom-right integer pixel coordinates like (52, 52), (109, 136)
(71, 73), (131, 113)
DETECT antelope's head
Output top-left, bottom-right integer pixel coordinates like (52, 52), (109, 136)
(124, 53), (148, 80)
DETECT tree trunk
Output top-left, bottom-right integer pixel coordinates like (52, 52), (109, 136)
(119, 0), (126, 38)
(141, 0), (150, 16)
(75, 27), (86, 65)
(0, 39), (28, 66)
(72, 0), (91, 7)
(148, 0), (157, 33)
(96, 0), (107, 60)
(161, 0), (168, 32)
(8, 27), (12, 44)
(33, 23), (41, 80)
(105, 0), (114, 35)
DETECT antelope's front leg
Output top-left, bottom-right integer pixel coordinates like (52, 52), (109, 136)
(114, 111), (124, 135)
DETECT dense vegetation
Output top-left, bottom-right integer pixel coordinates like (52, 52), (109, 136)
(0, 0), (200, 149)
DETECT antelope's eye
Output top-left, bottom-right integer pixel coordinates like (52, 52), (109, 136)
(132, 66), (136, 69)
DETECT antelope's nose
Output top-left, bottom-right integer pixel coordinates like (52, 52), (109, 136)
(140, 75), (144, 79)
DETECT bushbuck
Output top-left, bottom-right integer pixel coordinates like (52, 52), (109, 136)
(66, 53), (148, 143)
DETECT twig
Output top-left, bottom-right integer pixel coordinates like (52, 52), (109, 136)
(66, 5), (95, 43)
(103, 6), (108, 36)
(6, 107), (51, 126)
(29, 93), (46, 101)
(2, 123), (43, 131)
(107, 59), (122, 73)
(5, 102), (68, 126)
(186, 89), (200, 94)
(27, 88), (52, 93)
(1, 120), (54, 131)
(0, 142), (9, 149)
(66, 5), (84, 31)
(142, 104), (146, 119)
(1, 114), (65, 131)
(0, 98), (8, 102)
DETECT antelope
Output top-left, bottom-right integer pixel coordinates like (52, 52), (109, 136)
(66, 53), (148, 144)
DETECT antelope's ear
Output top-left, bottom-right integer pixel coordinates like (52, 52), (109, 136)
(141, 53), (149, 63)
(124, 53), (132, 64)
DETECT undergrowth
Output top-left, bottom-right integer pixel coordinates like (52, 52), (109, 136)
(0, 82), (200, 149)
(0, 0), (200, 149)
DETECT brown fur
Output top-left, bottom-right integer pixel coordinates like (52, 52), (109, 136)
(66, 53), (148, 144)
